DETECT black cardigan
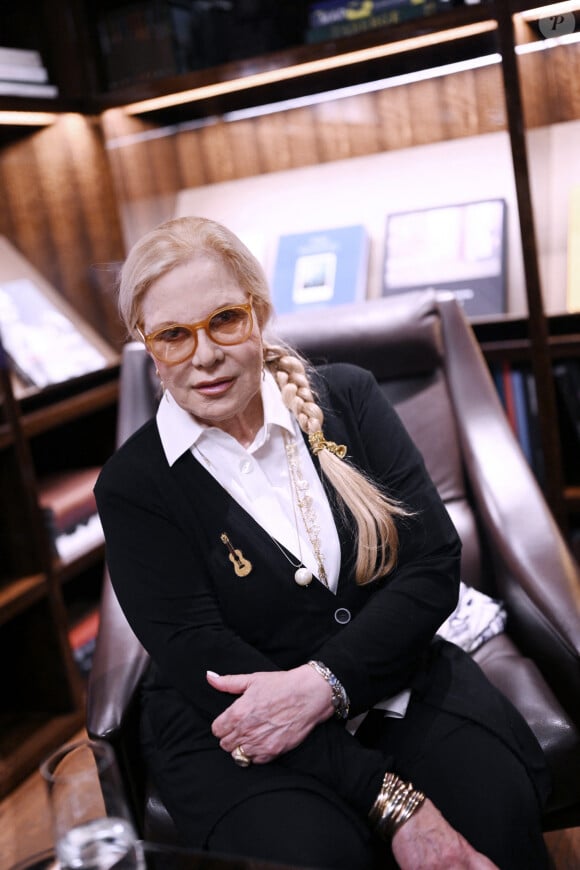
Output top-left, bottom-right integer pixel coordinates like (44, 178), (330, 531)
(95, 363), (549, 840)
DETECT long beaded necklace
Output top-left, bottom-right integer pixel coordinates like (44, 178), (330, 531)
(283, 433), (328, 588)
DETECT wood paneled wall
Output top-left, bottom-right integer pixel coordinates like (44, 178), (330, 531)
(101, 41), (580, 250)
(1, 42), (578, 347)
(0, 114), (126, 348)
(102, 62), (507, 230)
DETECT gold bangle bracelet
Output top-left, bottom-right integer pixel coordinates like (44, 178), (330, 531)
(369, 772), (426, 840)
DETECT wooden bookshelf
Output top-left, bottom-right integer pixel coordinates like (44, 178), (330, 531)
(0, 0), (579, 798)
(0, 332), (118, 799)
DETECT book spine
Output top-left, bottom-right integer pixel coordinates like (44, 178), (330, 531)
(501, 360), (518, 438)
(54, 514), (104, 564)
(510, 368), (533, 467)
(0, 63), (48, 83)
(490, 363), (505, 407)
(306, 0), (443, 41)
(0, 46), (43, 66)
(308, 0), (429, 28)
(0, 81), (58, 98)
(523, 370), (545, 487)
(69, 609), (100, 652)
(38, 468), (101, 535)
(554, 361), (580, 443)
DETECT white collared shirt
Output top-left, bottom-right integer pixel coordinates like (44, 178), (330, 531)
(156, 371), (341, 591)
(156, 372), (410, 721)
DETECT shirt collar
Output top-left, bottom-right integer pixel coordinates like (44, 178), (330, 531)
(156, 370), (295, 466)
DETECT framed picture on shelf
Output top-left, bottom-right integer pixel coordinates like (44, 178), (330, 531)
(271, 224), (370, 314)
(382, 199), (507, 318)
(0, 236), (118, 395)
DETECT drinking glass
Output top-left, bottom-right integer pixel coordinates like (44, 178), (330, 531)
(39, 738), (143, 870)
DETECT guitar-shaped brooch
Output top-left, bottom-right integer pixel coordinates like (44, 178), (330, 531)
(220, 532), (253, 577)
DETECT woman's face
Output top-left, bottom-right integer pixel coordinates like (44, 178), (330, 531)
(140, 253), (264, 446)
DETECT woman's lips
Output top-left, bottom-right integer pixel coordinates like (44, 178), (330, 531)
(194, 377), (234, 396)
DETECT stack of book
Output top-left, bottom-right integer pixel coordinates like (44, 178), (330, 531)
(0, 46), (58, 99)
(38, 467), (104, 564)
(305, 0), (457, 43)
(97, 1), (184, 89)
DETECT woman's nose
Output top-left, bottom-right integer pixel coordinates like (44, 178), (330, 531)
(191, 328), (224, 367)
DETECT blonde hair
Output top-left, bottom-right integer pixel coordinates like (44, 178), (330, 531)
(119, 216), (407, 584)
(118, 216), (273, 338)
(263, 342), (408, 585)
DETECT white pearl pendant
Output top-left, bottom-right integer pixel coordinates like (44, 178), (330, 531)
(294, 567), (313, 587)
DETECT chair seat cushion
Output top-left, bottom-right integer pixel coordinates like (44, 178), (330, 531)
(473, 633), (580, 818)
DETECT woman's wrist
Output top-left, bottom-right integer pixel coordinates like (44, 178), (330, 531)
(306, 660), (350, 720)
(369, 771), (426, 840)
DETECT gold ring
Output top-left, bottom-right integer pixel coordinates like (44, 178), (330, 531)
(231, 745), (251, 767)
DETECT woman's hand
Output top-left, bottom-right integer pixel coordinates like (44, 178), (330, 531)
(208, 665), (335, 763)
(391, 799), (498, 870)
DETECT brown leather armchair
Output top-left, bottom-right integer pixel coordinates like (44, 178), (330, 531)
(87, 290), (580, 843)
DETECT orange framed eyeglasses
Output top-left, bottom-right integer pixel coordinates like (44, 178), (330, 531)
(138, 301), (254, 366)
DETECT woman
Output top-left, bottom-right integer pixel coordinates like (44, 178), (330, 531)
(95, 216), (550, 870)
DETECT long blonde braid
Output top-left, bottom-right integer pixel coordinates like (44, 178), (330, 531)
(264, 342), (408, 585)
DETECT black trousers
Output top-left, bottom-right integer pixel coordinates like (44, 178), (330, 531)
(204, 696), (549, 870)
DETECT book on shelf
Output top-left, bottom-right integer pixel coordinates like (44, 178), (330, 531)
(0, 62), (48, 83)
(554, 360), (580, 486)
(0, 46), (44, 67)
(0, 46), (56, 97)
(38, 466), (105, 564)
(97, 1), (179, 88)
(523, 370), (545, 488)
(382, 199), (507, 318)
(0, 236), (118, 396)
(490, 361), (546, 485)
(270, 224), (369, 315)
(305, 0), (447, 42)
(38, 467), (101, 536)
(69, 608), (100, 677)
(0, 80), (58, 97)
(53, 514), (105, 565)
(510, 368), (533, 468)
(500, 359), (518, 438)
(554, 360), (580, 444)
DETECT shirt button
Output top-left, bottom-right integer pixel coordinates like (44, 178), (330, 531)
(334, 608), (351, 625)
(239, 459), (253, 474)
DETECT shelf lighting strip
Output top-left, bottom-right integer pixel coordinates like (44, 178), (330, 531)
(0, 111), (58, 127)
(519, 1), (580, 20)
(105, 51), (502, 149)
(222, 52), (502, 122)
(515, 28), (580, 52)
(120, 20), (497, 116)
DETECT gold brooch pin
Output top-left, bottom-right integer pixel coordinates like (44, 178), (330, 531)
(220, 532), (253, 577)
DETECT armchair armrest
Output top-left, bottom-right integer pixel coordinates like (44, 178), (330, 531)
(86, 571), (149, 741)
(438, 295), (580, 723)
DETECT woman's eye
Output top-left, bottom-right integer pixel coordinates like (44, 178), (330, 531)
(211, 309), (243, 328)
(157, 326), (190, 343)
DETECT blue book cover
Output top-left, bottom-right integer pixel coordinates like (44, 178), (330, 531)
(510, 368), (533, 468)
(271, 224), (369, 315)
